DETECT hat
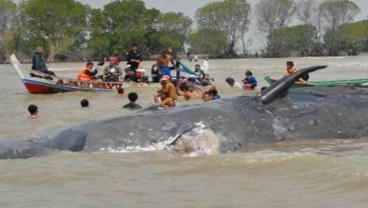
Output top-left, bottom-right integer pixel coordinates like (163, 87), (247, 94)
(160, 75), (170, 82)
(35, 47), (44, 53)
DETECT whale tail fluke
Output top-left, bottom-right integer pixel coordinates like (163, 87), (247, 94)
(256, 65), (327, 105)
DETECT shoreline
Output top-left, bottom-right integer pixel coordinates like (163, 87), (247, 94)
(2, 53), (368, 65)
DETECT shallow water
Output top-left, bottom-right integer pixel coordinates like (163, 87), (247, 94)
(0, 56), (368, 207)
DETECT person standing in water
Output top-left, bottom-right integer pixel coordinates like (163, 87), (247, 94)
(31, 47), (56, 76)
(201, 54), (210, 75)
(242, 70), (257, 90)
(157, 53), (173, 78)
(154, 75), (177, 108)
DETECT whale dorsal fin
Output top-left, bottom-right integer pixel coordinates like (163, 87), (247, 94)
(255, 65), (327, 105)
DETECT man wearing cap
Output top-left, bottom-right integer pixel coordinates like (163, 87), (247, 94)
(154, 75), (177, 108)
(31, 47), (56, 76)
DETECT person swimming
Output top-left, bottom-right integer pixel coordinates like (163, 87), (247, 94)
(117, 88), (125, 96)
(183, 83), (199, 100)
(28, 104), (38, 119)
(123, 92), (142, 109)
(80, 99), (89, 107)
(225, 77), (243, 89)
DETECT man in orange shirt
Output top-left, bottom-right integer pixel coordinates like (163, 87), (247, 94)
(77, 62), (98, 81)
(284, 61), (309, 83)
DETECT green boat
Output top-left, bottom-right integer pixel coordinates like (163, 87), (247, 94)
(264, 76), (368, 88)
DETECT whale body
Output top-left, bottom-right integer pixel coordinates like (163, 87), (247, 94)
(1, 66), (368, 159)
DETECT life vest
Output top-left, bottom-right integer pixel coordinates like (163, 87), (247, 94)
(77, 66), (94, 81)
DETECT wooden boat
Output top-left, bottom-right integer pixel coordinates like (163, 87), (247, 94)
(264, 76), (368, 88)
(10, 54), (124, 94)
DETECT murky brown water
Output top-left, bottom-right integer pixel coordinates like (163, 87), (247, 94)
(0, 56), (368, 207)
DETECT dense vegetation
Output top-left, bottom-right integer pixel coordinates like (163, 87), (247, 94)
(0, 0), (366, 62)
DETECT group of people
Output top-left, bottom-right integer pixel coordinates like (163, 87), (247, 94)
(31, 44), (213, 87)
(76, 43), (143, 83)
(27, 92), (143, 119)
(29, 45), (310, 114)
(225, 61), (309, 91)
(153, 74), (220, 109)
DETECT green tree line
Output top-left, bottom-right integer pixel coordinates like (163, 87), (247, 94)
(0, 0), (366, 62)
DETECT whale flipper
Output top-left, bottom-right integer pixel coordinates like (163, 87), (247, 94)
(255, 65), (327, 105)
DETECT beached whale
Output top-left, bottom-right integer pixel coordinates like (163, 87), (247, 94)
(1, 66), (368, 159)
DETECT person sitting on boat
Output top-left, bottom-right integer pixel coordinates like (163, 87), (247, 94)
(124, 68), (136, 82)
(104, 56), (122, 82)
(126, 43), (142, 72)
(194, 64), (205, 78)
(77, 62), (98, 81)
(284, 61), (309, 83)
(31, 47), (56, 76)
(242, 70), (257, 90)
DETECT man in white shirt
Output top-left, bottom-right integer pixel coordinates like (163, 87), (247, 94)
(226, 77), (243, 89)
(201, 54), (209, 74)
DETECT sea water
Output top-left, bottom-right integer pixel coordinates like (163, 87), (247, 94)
(0, 56), (367, 207)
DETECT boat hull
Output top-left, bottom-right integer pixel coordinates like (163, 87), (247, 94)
(22, 79), (112, 94)
(10, 54), (124, 94)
